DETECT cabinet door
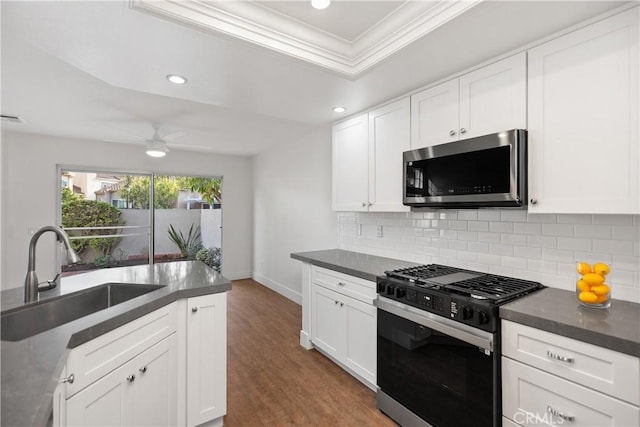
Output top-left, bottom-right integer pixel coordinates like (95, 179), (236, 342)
(131, 334), (177, 427)
(459, 53), (526, 139)
(311, 284), (344, 359)
(368, 98), (411, 212)
(187, 293), (227, 426)
(66, 362), (133, 427)
(528, 9), (639, 214)
(342, 296), (376, 386)
(410, 78), (459, 148)
(332, 114), (369, 211)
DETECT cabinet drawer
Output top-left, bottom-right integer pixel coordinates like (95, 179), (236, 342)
(311, 266), (376, 304)
(502, 320), (640, 405)
(503, 358), (640, 427)
(65, 302), (177, 397)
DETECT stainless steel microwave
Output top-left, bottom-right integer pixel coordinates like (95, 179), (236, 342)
(403, 129), (527, 208)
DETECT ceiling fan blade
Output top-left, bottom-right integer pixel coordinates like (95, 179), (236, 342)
(167, 142), (213, 151)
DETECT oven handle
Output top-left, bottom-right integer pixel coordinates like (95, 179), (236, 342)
(375, 296), (494, 353)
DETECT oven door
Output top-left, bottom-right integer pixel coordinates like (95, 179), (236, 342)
(376, 297), (499, 427)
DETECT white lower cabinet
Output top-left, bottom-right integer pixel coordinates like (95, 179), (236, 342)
(66, 334), (177, 427)
(55, 293), (228, 427)
(502, 320), (640, 427)
(186, 293), (227, 426)
(310, 273), (376, 389)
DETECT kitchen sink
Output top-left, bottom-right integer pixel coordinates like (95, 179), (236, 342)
(1, 283), (166, 342)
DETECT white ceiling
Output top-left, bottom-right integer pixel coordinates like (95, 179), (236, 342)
(0, 1), (630, 156)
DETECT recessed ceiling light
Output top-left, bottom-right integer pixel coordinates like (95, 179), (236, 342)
(332, 106), (346, 113)
(166, 74), (187, 85)
(311, 0), (330, 10)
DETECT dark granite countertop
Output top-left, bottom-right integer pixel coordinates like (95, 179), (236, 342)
(1, 261), (231, 427)
(500, 288), (640, 357)
(291, 249), (418, 282)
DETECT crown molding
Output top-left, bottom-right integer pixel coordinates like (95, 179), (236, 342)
(130, 0), (482, 77)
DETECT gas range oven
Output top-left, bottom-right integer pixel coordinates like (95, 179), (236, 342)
(375, 264), (544, 427)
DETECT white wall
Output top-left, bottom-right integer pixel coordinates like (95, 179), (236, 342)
(1, 131), (252, 290)
(252, 126), (338, 303)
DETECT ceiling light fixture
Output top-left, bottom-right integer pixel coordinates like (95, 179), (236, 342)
(311, 0), (330, 10)
(332, 106), (346, 113)
(146, 140), (169, 158)
(166, 74), (187, 85)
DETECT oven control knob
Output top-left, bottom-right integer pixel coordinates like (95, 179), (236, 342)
(385, 284), (395, 296)
(477, 310), (490, 325)
(377, 282), (386, 293)
(395, 287), (406, 298)
(462, 306), (474, 320)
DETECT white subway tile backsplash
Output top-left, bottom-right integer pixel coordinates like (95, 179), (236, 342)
(490, 222), (513, 233)
(574, 224), (612, 239)
(477, 210), (501, 221)
(526, 214), (558, 223)
(542, 248), (575, 263)
(593, 215), (634, 225)
(338, 210), (640, 303)
(478, 232), (502, 243)
(458, 210), (478, 221)
(457, 231), (478, 241)
(502, 233), (527, 246)
(489, 244), (514, 257)
(527, 235), (557, 248)
(448, 240), (468, 251)
(542, 223), (574, 237)
(468, 241), (490, 253)
(514, 246), (542, 259)
(558, 214), (592, 224)
(557, 237), (592, 251)
(612, 225), (640, 241)
(468, 221), (489, 232)
(593, 239), (635, 255)
(514, 223), (542, 235)
(501, 210), (528, 222)
(449, 220), (468, 230)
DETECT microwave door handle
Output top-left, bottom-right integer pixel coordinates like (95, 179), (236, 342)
(375, 296), (494, 352)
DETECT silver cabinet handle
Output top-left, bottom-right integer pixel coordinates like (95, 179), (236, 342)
(192, 307), (198, 313)
(361, 202), (367, 207)
(449, 130), (456, 136)
(340, 302), (344, 307)
(460, 128), (467, 134)
(139, 366), (147, 374)
(127, 374), (136, 383)
(548, 405), (574, 422)
(530, 198), (537, 205)
(367, 202), (372, 207)
(547, 350), (574, 363)
(61, 374), (75, 384)
(337, 282), (346, 287)
(334, 300), (339, 304)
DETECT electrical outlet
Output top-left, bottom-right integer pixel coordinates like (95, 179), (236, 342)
(377, 225), (383, 238)
(356, 223), (362, 236)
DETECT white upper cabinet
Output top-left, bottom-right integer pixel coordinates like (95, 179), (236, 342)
(368, 98), (411, 212)
(411, 79), (459, 148)
(332, 98), (410, 212)
(411, 53), (527, 149)
(332, 114), (369, 211)
(528, 8), (639, 214)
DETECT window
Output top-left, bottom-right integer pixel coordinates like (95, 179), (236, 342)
(59, 170), (223, 274)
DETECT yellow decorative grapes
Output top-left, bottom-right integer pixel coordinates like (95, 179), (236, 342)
(576, 262), (611, 306)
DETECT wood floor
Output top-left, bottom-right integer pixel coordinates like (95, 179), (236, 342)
(224, 279), (396, 427)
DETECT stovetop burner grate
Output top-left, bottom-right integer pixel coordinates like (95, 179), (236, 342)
(385, 264), (544, 304)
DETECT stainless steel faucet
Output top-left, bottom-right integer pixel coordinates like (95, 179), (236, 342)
(24, 226), (81, 303)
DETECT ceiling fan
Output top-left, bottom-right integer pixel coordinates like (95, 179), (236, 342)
(102, 122), (214, 157)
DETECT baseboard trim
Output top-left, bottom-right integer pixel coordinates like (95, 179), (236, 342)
(223, 271), (252, 281)
(252, 272), (302, 305)
(299, 330), (313, 350)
